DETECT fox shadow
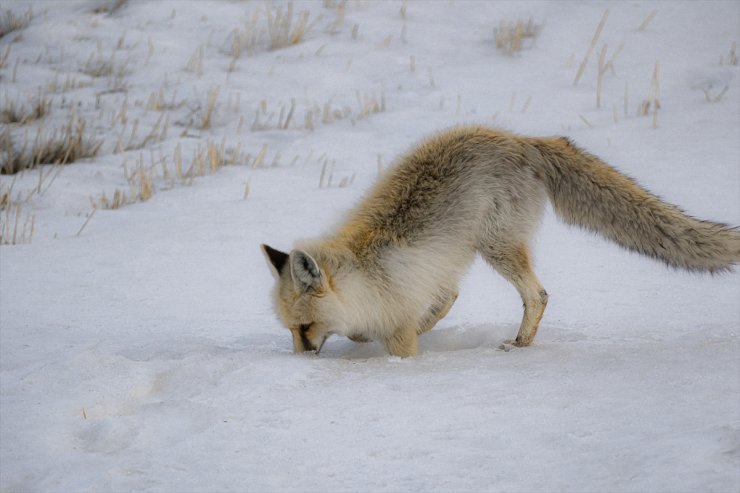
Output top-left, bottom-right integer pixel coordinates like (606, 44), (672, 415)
(320, 323), (519, 360)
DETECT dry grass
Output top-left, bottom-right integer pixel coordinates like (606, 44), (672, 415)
(228, 12), (261, 60)
(0, 165), (62, 210)
(573, 10), (609, 86)
(317, 155), (354, 189)
(255, 91), (384, 132)
(80, 51), (131, 93)
(494, 18), (542, 55)
(243, 176), (252, 200)
(175, 86), (224, 130)
(94, 155), (157, 210)
(0, 181), (10, 210)
(593, 42), (624, 109)
(225, 2), (322, 63)
(328, 0), (346, 34)
(46, 74), (92, 94)
(201, 86), (221, 130)
(75, 207), (96, 236)
(266, 1), (321, 50)
(0, 45), (11, 70)
(146, 88), (186, 112)
(93, 160), (152, 210)
(0, 92), (51, 125)
(702, 86), (729, 103)
(114, 113), (169, 153)
(637, 10), (657, 31)
(637, 61), (660, 128)
(81, 53), (115, 78)
(91, 0), (129, 15)
(1, 202), (35, 245)
(376, 34), (392, 49)
(1, 179), (36, 245)
(93, 139), (254, 210)
(355, 91), (385, 120)
(94, 189), (128, 209)
(1, 117), (104, 175)
(186, 45), (205, 76)
(181, 140), (251, 177)
(126, 159), (154, 201)
(0, 7), (32, 40)
(721, 41), (738, 66)
(320, 100), (350, 124)
(252, 98), (298, 131)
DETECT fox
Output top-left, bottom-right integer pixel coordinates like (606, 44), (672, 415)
(261, 126), (740, 357)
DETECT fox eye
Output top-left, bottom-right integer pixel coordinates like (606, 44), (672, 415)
(299, 323), (312, 333)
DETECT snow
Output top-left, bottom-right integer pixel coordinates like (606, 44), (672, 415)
(1, 1), (739, 491)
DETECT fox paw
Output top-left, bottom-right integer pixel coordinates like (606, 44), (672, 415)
(498, 338), (530, 351)
(497, 341), (516, 352)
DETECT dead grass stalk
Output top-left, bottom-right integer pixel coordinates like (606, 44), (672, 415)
(0, 7), (32, 40)
(494, 18), (542, 55)
(1, 116), (104, 174)
(266, 1), (321, 50)
(573, 10), (609, 86)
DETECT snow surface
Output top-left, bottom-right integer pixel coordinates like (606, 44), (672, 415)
(1, 1), (739, 491)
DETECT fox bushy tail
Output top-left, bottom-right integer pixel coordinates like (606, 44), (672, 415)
(531, 136), (740, 273)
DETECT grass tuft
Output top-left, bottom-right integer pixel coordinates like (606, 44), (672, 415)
(0, 7), (32, 40)
(146, 88), (185, 112)
(266, 1), (321, 50)
(1, 117), (104, 175)
(328, 0), (346, 34)
(1, 202), (35, 245)
(93, 139), (254, 210)
(721, 41), (738, 66)
(0, 91), (51, 125)
(91, 0), (129, 15)
(80, 51), (131, 92)
(201, 86), (221, 130)
(113, 113), (169, 153)
(0, 45), (10, 70)
(494, 18), (542, 55)
(46, 74), (91, 94)
(228, 12), (261, 61)
(186, 45), (205, 76)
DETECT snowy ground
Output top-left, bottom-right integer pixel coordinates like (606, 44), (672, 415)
(1, 1), (739, 491)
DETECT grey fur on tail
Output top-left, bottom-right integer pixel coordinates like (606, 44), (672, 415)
(533, 137), (740, 273)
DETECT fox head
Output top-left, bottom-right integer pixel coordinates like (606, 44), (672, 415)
(261, 244), (341, 354)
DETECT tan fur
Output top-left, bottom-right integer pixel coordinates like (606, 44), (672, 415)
(262, 126), (740, 357)
(418, 290), (458, 335)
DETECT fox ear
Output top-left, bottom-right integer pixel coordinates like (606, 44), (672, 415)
(290, 250), (325, 293)
(261, 244), (289, 278)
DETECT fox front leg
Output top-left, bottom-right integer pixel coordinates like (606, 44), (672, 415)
(383, 325), (418, 357)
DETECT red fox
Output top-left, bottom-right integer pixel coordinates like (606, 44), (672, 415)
(262, 126), (740, 357)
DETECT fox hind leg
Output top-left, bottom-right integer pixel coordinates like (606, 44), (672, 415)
(481, 244), (548, 347)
